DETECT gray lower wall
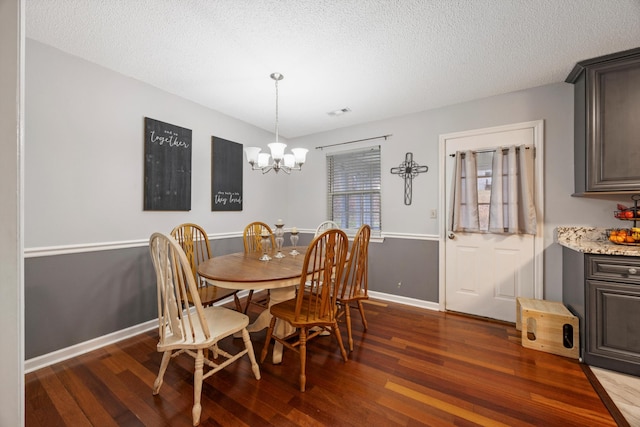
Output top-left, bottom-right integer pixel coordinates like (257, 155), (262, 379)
(25, 246), (156, 359)
(24, 233), (436, 359)
(369, 238), (439, 301)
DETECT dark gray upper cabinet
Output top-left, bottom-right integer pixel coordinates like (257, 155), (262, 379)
(566, 47), (640, 195)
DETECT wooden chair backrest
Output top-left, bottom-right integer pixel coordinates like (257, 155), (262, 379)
(340, 224), (371, 300)
(170, 223), (211, 289)
(295, 228), (349, 322)
(314, 220), (339, 237)
(243, 221), (275, 253)
(149, 232), (210, 345)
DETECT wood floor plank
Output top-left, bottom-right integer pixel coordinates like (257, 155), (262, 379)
(34, 367), (93, 427)
(386, 380), (513, 427)
(26, 300), (620, 426)
(25, 373), (66, 427)
(50, 362), (120, 427)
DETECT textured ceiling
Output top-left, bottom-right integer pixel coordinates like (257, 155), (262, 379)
(26, 0), (640, 138)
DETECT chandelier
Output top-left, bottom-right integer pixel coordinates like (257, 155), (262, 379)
(244, 73), (308, 174)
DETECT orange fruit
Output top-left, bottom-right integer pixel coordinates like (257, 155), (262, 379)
(626, 236), (636, 243)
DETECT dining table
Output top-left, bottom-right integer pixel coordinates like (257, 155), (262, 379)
(197, 246), (311, 364)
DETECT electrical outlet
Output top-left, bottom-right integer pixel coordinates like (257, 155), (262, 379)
(397, 282), (402, 288)
(430, 209), (437, 219)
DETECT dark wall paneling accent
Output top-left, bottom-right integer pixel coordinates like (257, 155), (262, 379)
(211, 137), (243, 211)
(24, 246), (156, 359)
(209, 236), (244, 257)
(24, 235), (439, 360)
(143, 117), (192, 211)
(368, 238), (439, 301)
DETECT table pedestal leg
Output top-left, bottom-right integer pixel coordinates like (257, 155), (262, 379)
(242, 287), (296, 364)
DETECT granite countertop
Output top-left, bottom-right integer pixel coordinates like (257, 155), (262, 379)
(556, 226), (640, 257)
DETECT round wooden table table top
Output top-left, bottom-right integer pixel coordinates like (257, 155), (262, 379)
(197, 247), (309, 290)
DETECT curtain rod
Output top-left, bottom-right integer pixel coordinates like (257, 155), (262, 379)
(315, 134), (392, 150)
(448, 146), (531, 157)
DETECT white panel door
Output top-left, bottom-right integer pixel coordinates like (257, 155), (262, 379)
(441, 122), (542, 322)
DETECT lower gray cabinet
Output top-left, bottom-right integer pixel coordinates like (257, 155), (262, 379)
(586, 279), (640, 375)
(584, 254), (640, 375)
(563, 250), (640, 376)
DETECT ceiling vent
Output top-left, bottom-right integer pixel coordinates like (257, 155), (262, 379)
(327, 107), (351, 117)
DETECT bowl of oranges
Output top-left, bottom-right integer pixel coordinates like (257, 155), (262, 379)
(608, 228), (640, 245)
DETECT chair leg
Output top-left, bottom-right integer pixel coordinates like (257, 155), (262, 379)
(192, 349), (204, 426)
(345, 304), (354, 352)
(153, 351), (172, 395)
(332, 323), (348, 362)
(260, 316), (277, 363)
(244, 290), (255, 314)
(233, 293), (242, 312)
(358, 300), (368, 331)
(299, 327), (307, 392)
(241, 328), (261, 380)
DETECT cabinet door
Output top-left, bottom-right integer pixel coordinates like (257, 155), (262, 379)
(586, 279), (640, 376)
(586, 56), (640, 191)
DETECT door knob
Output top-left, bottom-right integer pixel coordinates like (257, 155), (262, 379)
(448, 233), (455, 240)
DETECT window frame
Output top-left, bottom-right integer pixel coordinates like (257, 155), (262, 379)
(326, 145), (381, 236)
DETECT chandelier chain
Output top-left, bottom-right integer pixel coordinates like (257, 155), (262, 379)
(274, 77), (279, 142)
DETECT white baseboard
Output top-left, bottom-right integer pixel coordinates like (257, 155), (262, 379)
(368, 291), (440, 311)
(24, 291), (438, 372)
(24, 319), (157, 373)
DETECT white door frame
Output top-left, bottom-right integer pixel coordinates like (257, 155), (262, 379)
(438, 120), (545, 313)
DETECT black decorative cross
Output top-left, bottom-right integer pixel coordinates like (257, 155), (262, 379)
(390, 152), (428, 205)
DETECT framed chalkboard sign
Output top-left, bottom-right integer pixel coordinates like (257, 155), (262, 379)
(144, 117), (192, 211)
(211, 137), (243, 211)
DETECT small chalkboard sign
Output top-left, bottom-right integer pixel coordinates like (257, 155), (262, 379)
(144, 117), (192, 211)
(211, 137), (243, 211)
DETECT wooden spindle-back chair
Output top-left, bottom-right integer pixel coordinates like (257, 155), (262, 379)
(261, 228), (349, 391)
(149, 232), (260, 426)
(337, 224), (371, 351)
(171, 223), (242, 311)
(242, 221), (276, 312)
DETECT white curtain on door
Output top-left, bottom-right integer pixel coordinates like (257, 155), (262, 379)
(449, 150), (479, 232)
(449, 145), (536, 235)
(489, 144), (537, 234)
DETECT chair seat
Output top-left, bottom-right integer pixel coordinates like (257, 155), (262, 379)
(158, 306), (250, 351)
(270, 296), (336, 328)
(340, 289), (368, 303)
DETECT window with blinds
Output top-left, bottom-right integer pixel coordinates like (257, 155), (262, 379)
(327, 146), (381, 233)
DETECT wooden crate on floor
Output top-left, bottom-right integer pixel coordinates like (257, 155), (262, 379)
(516, 297), (579, 359)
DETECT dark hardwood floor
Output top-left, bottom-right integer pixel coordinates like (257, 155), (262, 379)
(26, 299), (618, 426)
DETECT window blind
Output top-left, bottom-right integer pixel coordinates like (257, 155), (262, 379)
(327, 146), (381, 233)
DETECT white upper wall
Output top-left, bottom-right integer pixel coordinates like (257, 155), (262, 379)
(25, 39), (292, 249)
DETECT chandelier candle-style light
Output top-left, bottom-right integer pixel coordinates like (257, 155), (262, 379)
(244, 73), (308, 174)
